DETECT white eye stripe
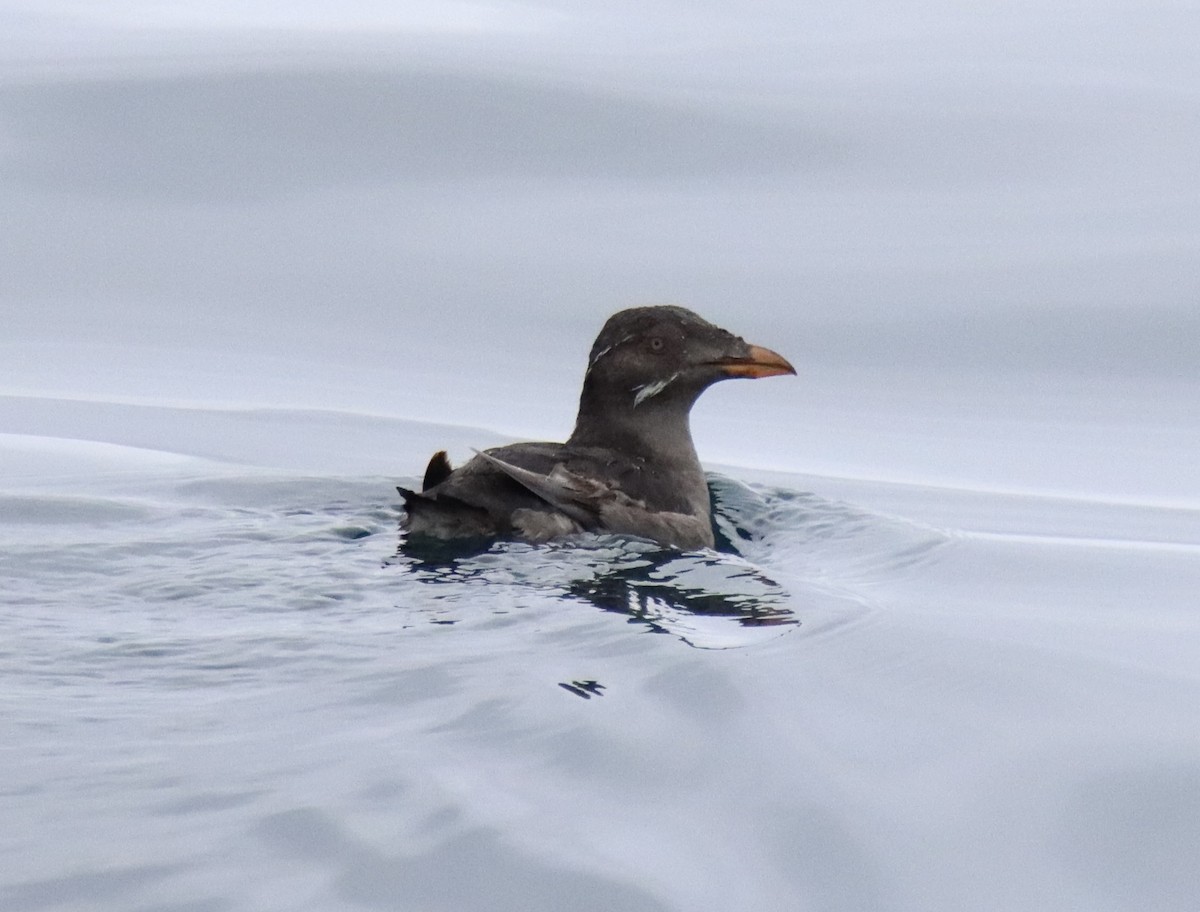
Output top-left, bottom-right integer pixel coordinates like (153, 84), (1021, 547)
(586, 333), (636, 375)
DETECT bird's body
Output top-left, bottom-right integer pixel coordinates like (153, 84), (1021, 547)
(398, 306), (794, 551)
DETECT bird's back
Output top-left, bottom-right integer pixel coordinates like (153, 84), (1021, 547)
(400, 441), (713, 547)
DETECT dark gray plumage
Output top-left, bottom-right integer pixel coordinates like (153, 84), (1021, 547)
(398, 305), (795, 550)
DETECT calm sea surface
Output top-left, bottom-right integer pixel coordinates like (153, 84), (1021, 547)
(4, 461), (1199, 911)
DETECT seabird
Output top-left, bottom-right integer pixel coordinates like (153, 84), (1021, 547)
(398, 305), (795, 550)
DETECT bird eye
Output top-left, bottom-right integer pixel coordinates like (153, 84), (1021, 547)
(649, 337), (665, 352)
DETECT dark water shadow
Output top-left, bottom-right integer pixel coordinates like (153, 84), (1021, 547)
(561, 549), (795, 631)
(392, 537), (797, 648)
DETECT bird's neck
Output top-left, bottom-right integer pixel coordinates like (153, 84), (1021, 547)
(568, 390), (702, 471)
(568, 385), (711, 519)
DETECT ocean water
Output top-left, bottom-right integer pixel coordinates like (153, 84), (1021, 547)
(4, 1), (1200, 908)
(3, 422), (1199, 912)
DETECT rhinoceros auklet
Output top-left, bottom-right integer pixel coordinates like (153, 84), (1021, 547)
(398, 305), (794, 550)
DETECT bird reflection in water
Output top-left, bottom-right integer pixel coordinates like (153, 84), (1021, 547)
(393, 524), (796, 649)
(561, 553), (795, 631)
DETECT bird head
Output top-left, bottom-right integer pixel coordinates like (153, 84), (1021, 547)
(581, 305), (795, 412)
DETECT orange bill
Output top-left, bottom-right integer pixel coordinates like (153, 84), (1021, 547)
(715, 344), (796, 378)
